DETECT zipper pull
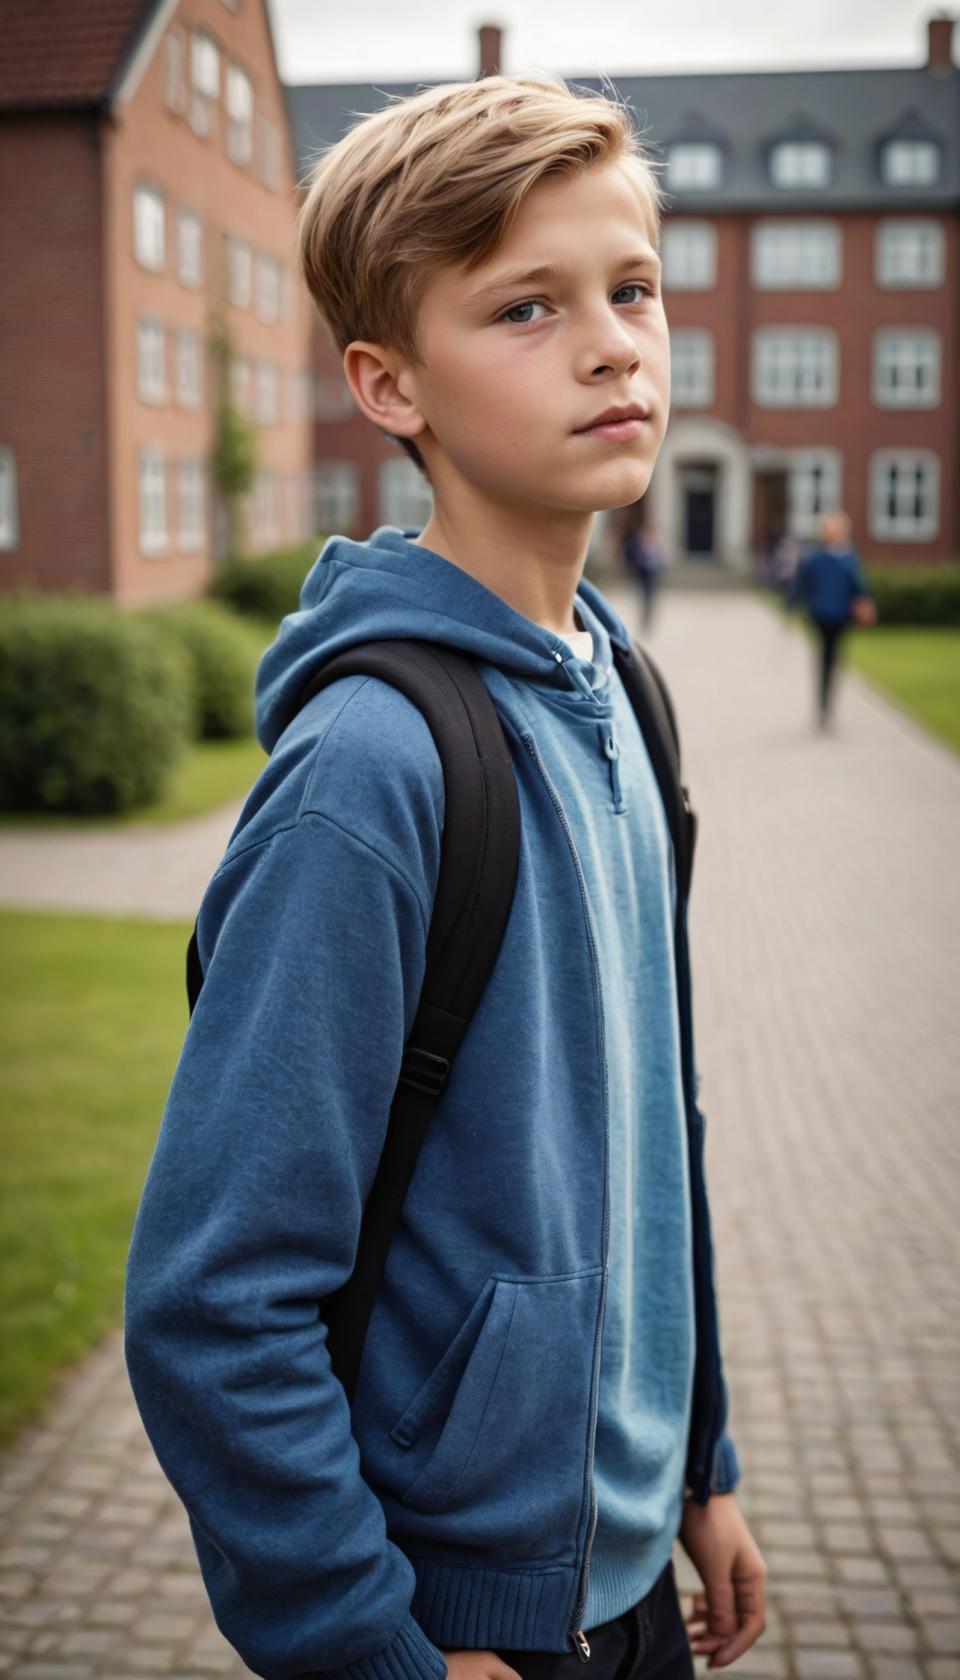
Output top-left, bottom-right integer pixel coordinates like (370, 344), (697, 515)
(571, 1629), (591, 1662)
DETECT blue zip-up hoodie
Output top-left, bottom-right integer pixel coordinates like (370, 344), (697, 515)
(124, 526), (738, 1680)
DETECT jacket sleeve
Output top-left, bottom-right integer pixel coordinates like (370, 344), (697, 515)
(124, 809), (448, 1680)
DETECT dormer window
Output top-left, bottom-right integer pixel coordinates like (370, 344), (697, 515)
(769, 141), (831, 189)
(881, 139), (940, 187)
(665, 143), (723, 192)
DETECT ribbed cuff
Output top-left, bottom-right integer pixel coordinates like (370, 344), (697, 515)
(325, 1611), (448, 1680)
(710, 1430), (741, 1496)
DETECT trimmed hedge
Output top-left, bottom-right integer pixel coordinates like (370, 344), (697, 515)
(208, 539), (322, 623)
(138, 600), (258, 739)
(864, 564), (960, 626)
(0, 594), (195, 815)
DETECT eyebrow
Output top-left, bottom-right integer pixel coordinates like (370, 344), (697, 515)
(463, 252), (660, 306)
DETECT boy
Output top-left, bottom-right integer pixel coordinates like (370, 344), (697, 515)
(786, 509), (876, 729)
(125, 70), (766, 1680)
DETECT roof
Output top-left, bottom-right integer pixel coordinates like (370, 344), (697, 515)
(0, 0), (157, 110)
(284, 63), (960, 211)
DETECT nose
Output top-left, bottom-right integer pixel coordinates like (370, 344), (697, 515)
(576, 303), (642, 380)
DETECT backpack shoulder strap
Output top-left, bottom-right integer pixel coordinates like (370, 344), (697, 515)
(185, 638), (520, 1405)
(612, 637), (697, 902)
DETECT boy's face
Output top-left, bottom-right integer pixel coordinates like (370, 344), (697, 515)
(365, 160), (670, 519)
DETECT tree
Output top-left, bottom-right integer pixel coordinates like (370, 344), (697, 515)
(208, 310), (258, 559)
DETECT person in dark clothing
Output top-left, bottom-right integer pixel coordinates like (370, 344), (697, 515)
(620, 514), (668, 631)
(786, 511), (876, 730)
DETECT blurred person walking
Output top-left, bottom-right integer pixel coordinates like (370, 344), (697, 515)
(620, 508), (668, 632)
(786, 510), (876, 731)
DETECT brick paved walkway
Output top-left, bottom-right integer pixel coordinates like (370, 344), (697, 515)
(1, 589), (958, 1679)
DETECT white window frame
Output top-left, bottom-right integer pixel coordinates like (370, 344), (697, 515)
(769, 141), (832, 189)
(139, 448), (168, 556)
(751, 220), (841, 289)
(379, 457), (433, 529)
(255, 252), (281, 323)
(670, 329), (714, 406)
(229, 355), (251, 414)
(227, 62), (253, 164)
(249, 469), (278, 548)
(752, 328), (838, 407)
(875, 219), (945, 288)
(137, 316), (167, 404)
(872, 329), (940, 409)
(314, 461), (360, 533)
(133, 183), (165, 271)
(175, 328), (203, 409)
(254, 360), (279, 425)
(786, 449), (843, 540)
(258, 114), (281, 190)
(178, 459), (206, 552)
(881, 140), (940, 188)
(177, 208), (203, 288)
(869, 451), (939, 540)
(665, 143), (723, 192)
(0, 446), (19, 551)
(226, 233), (252, 307)
(190, 31), (220, 138)
(165, 28), (186, 113)
(661, 221), (717, 290)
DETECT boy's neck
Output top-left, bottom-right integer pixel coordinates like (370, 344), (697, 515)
(415, 496), (594, 641)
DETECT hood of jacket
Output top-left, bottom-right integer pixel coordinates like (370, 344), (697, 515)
(255, 524), (635, 754)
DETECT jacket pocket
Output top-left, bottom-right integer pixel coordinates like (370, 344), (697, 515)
(390, 1268), (603, 1528)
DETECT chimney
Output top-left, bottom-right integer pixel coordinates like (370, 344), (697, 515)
(926, 12), (955, 74)
(478, 23), (502, 78)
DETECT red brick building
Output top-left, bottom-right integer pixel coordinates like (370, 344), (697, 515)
(286, 16), (960, 572)
(0, 0), (314, 603)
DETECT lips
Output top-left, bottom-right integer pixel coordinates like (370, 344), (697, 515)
(575, 404), (650, 432)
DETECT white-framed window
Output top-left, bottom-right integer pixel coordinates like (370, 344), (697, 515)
(670, 329), (714, 406)
(139, 448), (168, 555)
(315, 375), (357, 420)
(283, 369), (313, 423)
(227, 62), (253, 164)
(875, 219), (945, 287)
(661, 221), (717, 290)
(229, 355), (250, 414)
(872, 330), (940, 408)
(249, 469), (278, 547)
(869, 451), (939, 540)
(137, 317), (167, 404)
(177, 209), (203, 287)
(314, 462), (360, 533)
(0, 446), (19, 551)
(769, 141), (831, 189)
(178, 459), (206, 552)
(255, 360), (279, 424)
(665, 143), (723, 192)
(786, 449), (843, 539)
(258, 115), (281, 190)
(379, 456), (433, 529)
(190, 30), (220, 137)
(133, 183), (165, 271)
(751, 220), (841, 288)
(752, 328), (838, 407)
(175, 329), (203, 408)
(226, 234), (252, 306)
(881, 140), (940, 188)
(165, 28), (186, 113)
(255, 252), (281, 323)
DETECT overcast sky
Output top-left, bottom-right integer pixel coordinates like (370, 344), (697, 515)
(272, 0), (947, 84)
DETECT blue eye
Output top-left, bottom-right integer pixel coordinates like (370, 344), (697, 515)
(500, 300), (547, 325)
(498, 284), (653, 325)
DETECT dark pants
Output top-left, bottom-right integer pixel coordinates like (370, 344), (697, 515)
(493, 1561), (693, 1680)
(814, 618), (847, 720)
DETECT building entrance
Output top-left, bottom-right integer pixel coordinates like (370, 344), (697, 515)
(680, 463), (718, 559)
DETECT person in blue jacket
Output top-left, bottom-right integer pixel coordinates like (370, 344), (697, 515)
(124, 69), (766, 1680)
(786, 511), (876, 729)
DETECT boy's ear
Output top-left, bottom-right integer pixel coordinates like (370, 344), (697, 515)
(342, 342), (426, 444)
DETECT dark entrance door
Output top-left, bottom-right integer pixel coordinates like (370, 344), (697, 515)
(680, 464), (718, 559)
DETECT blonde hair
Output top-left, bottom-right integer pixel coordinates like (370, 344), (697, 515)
(297, 70), (663, 475)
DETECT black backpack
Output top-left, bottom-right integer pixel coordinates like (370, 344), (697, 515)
(185, 636), (696, 1405)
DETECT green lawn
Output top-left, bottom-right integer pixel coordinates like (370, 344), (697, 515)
(845, 627), (960, 754)
(0, 910), (190, 1446)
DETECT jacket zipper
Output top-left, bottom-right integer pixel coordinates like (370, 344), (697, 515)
(521, 732), (609, 1664)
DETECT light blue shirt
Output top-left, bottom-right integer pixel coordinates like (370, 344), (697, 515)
(507, 591), (696, 1629)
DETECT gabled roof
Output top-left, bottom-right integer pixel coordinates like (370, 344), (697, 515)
(0, 0), (157, 111)
(284, 63), (960, 210)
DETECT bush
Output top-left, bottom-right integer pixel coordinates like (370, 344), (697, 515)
(208, 539), (322, 623)
(0, 594), (195, 815)
(864, 564), (960, 626)
(138, 600), (258, 739)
